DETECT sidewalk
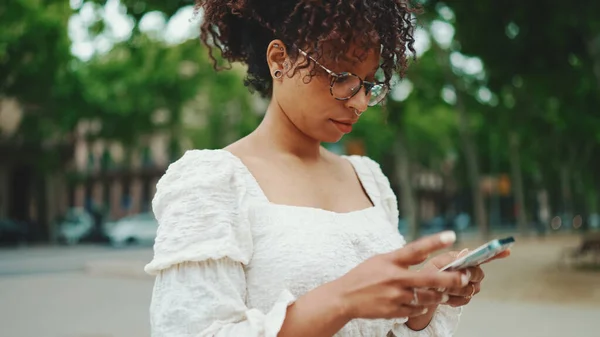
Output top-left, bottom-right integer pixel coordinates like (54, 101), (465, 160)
(0, 244), (152, 277)
(4, 233), (598, 306)
(453, 233), (600, 307)
(1, 234), (598, 337)
(0, 272), (597, 337)
(81, 233), (600, 304)
(457, 299), (598, 337)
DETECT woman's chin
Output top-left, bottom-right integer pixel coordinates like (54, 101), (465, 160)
(320, 132), (345, 144)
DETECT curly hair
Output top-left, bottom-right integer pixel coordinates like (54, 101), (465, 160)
(196, 0), (421, 98)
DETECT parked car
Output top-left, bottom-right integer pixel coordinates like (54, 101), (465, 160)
(106, 212), (158, 247)
(55, 208), (94, 245)
(0, 218), (29, 246)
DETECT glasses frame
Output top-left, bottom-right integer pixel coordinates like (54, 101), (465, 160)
(297, 49), (389, 106)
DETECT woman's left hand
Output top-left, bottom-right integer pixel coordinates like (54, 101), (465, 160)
(421, 248), (511, 307)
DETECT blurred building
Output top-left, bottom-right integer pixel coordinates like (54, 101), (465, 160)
(0, 98), (73, 241)
(0, 100), (176, 242)
(67, 120), (175, 221)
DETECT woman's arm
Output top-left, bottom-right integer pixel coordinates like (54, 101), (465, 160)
(150, 235), (465, 337)
(392, 305), (462, 337)
(277, 281), (350, 337)
(150, 259), (353, 337)
(405, 305), (438, 331)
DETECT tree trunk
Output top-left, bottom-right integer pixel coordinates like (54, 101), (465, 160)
(432, 42), (489, 240)
(587, 34), (600, 89)
(456, 94), (489, 240)
(392, 133), (419, 241)
(559, 164), (572, 216)
(508, 131), (528, 235)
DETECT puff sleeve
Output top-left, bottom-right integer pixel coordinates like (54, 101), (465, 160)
(144, 150), (296, 337)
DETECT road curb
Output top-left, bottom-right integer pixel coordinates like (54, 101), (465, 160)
(84, 260), (152, 279)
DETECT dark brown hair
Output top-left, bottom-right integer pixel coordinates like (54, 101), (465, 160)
(196, 0), (420, 97)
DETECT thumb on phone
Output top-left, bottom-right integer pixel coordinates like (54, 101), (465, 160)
(457, 248), (470, 258)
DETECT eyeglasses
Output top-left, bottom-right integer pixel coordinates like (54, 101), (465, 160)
(298, 49), (389, 107)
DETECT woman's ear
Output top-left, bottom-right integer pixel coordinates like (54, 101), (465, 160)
(266, 40), (288, 80)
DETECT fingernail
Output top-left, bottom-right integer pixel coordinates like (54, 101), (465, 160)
(436, 287), (446, 292)
(440, 231), (456, 244)
(461, 273), (469, 286)
(441, 294), (450, 303)
(465, 270), (471, 280)
(458, 248), (469, 258)
(421, 308), (428, 314)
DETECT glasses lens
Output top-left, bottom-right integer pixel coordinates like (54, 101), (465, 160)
(331, 74), (362, 100)
(367, 84), (389, 106)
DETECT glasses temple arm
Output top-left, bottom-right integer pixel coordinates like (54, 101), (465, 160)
(298, 49), (336, 76)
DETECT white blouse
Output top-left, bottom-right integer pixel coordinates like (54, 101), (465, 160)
(145, 149), (461, 337)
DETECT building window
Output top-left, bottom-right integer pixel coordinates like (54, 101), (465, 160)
(141, 147), (153, 167)
(100, 149), (112, 172)
(87, 153), (95, 172)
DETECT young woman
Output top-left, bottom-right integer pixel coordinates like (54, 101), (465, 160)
(145, 1), (508, 336)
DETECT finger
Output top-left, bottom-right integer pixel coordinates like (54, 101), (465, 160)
(438, 269), (473, 296)
(465, 267), (484, 282)
(445, 286), (469, 297)
(474, 282), (481, 295)
(491, 249), (511, 260)
(446, 282), (481, 297)
(481, 249), (511, 264)
(389, 231), (457, 266)
(444, 287), (464, 297)
(457, 248), (470, 258)
(396, 305), (430, 318)
(446, 295), (471, 307)
(398, 269), (469, 289)
(430, 248), (471, 270)
(399, 288), (450, 307)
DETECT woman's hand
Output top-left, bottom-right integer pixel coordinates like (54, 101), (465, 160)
(422, 248), (511, 307)
(333, 231), (470, 320)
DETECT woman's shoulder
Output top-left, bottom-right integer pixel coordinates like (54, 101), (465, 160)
(153, 149), (245, 223)
(156, 149), (241, 191)
(162, 148), (238, 175)
(342, 154), (389, 181)
(343, 154), (399, 223)
(147, 149), (253, 274)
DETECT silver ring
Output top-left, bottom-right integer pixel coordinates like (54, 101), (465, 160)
(353, 108), (362, 116)
(273, 70), (283, 79)
(410, 288), (419, 305)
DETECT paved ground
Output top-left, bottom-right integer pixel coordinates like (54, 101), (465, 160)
(456, 300), (599, 337)
(0, 233), (598, 337)
(0, 245), (152, 276)
(452, 233), (600, 307)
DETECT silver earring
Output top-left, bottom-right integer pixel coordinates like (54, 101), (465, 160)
(273, 43), (284, 51)
(273, 70), (283, 79)
(354, 108), (363, 116)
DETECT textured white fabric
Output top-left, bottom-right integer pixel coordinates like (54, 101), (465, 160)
(145, 149), (461, 337)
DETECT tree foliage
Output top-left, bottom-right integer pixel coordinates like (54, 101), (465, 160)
(3, 0), (599, 235)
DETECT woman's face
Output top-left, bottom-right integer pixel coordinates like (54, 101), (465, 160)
(271, 42), (381, 143)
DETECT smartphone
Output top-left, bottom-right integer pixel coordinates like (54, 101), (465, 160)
(439, 236), (515, 271)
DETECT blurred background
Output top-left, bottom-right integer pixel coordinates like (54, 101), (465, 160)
(1, 0), (599, 336)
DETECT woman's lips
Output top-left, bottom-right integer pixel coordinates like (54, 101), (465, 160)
(330, 119), (354, 133)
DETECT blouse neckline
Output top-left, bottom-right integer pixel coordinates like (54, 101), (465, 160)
(215, 149), (379, 216)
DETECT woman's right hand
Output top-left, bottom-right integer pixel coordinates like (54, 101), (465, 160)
(333, 231), (469, 320)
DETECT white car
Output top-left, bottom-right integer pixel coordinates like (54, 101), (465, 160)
(56, 208), (94, 245)
(106, 213), (158, 247)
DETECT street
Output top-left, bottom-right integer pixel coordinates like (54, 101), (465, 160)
(0, 245), (152, 276)
(0, 242), (598, 337)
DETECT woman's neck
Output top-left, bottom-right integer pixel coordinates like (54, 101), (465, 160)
(252, 100), (322, 161)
